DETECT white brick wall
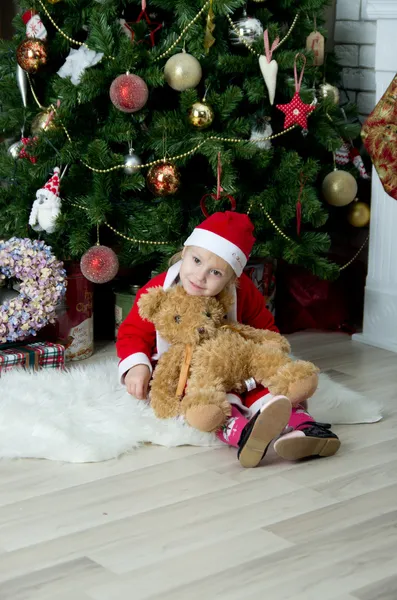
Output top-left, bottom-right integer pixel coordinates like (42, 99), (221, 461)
(335, 0), (376, 120)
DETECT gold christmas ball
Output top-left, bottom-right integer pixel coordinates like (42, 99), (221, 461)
(347, 201), (370, 227)
(16, 38), (47, 74)
(164, 52), (202, 92)
(147, 162), (181, 196)
(322, 170), (358, 206)
(188, 101), (214, 129)
(319, 83), (340, 104)
(31, 109), (58, 135)
(47, 0), (62, 3)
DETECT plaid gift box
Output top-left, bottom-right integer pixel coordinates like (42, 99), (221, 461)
(361, 73), (397, 200)
(0, 341), (65, 374)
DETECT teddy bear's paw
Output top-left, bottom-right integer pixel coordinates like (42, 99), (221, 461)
(268, 361), (319, 404)
(185, 404), (227, 432)
(183, 392), (231, 432)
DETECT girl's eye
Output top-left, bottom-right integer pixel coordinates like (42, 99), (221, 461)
(174, 315), (181, 323)
(193, 257), (200, 264)
(211, 270), (222, 277)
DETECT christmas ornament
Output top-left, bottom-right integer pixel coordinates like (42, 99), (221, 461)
(361, 73), (397, 200)
(7, 141), (23, 159)
(57, 46), (104, 85)
(319, 82), (340, 104)
(147, 162), (181, 196)
(204, 0), (215, 53)
(16, 39), (47, 74)
(16, 65), (28, 108)
(164, 51), (202, 92)
(19, 136), (38, 163)
(322, 169), (358, 207)
(31, 108), (57, 135)
(230, 14), (263, 45)
(259, 30), (279, 105)
(250, 120), (272, 150)
(347, 201), (370, 227)
(123, 148), (141, 174)
(109, 73), (149, 113)
(335, 142), (370, 180)
(188, 100), (214, 129)
(120, 8), (162, 47)
(200, 152), (237, 216)
(276, 54), (316, 129)
(306, 30), (324, 66)
(47, 0), (63, 4)
(80, 245), (119, 284)
(29, 167), (62, 234)
(22, 9), (47, 41)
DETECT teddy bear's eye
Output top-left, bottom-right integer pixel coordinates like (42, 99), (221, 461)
(205, 311), (211, 318)
(174, 315), (181, 323)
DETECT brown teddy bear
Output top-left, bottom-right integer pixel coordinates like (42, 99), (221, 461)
(138, 286), (319, 432)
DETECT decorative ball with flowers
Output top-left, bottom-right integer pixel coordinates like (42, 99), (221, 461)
(0, 238), (66, 344)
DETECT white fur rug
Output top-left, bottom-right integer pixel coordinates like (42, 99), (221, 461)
(0, 359), (382, 463)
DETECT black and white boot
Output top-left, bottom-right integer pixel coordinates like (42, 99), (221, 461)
(274, 421), (341, 461)
(237, 396), (292, 468)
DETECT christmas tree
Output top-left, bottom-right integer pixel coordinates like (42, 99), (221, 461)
(0, 0), (362, 281)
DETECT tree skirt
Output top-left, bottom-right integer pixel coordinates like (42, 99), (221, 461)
(0, 359), (382, 463)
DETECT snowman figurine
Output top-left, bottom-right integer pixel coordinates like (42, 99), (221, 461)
(29, 167), (62, 234)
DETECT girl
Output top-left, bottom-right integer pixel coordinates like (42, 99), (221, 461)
(116, 211), (340, 468)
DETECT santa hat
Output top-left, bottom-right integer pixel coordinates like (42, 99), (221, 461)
(37, 167), (61, 203)
(184, 211), (255, 276)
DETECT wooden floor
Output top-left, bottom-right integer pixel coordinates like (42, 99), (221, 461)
(0, 332), (396, 600)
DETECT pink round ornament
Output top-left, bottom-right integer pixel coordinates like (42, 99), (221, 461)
(80, 245), (119, 284)
(109, 73), (149, 113)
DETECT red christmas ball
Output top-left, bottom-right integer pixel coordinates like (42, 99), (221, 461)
(146, 162), (181, 196)
(80, 245), (119, 284)
(16, 38), (47, 74)
(109, 73), (149, 113)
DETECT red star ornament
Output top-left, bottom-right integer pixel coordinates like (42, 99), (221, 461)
(123, 9), (162, 47)
(276, 91), (316, 129)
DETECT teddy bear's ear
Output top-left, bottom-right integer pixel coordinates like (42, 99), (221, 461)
(138, 287), (166, 322)
(217, 289), (234, 314)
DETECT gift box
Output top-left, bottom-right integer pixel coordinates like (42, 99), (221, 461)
(244, 258), (277, 316)
(0, 341), (65, 374)
(361, 73), (397, 200)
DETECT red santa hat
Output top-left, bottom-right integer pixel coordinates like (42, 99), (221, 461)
(184, 211), (256, 276)
(37, 167), (61, 203)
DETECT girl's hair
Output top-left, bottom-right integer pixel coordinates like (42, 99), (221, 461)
(169, 247), (238, 286)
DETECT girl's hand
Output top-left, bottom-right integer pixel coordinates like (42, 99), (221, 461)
(125, 364), (151, 399)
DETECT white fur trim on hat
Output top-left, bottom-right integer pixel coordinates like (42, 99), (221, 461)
(184, 228), (247, 276)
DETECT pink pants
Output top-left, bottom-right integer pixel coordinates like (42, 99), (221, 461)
(217, 385), (314, 448)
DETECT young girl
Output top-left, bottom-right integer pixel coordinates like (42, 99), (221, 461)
(116, 211), (340, 468)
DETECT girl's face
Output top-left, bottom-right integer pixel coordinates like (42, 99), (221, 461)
(179, 246), (234, 297)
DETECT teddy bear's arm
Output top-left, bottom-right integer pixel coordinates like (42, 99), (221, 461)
(149, 345), (186, 419)
(227, 323), (291, 354)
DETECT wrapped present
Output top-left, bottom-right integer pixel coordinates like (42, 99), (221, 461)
(0, 341), (65, 374)
(244, 258), (277, 316)
(361, 73), (397, 200)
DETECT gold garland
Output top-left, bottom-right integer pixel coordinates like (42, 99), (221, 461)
(69, 202), (170, 246)
(226, 12), (300, 58)
(249, 201), (369, 271)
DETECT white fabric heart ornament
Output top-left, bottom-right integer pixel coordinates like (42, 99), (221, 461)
(259, 30), (279, 106)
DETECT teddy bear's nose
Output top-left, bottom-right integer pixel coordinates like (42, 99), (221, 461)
(198, 327), (206, 334)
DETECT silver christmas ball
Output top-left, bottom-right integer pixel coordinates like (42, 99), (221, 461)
(7, 140), (23, 159)
(230, 16), (263, 46)
(123, 151), (141, 175)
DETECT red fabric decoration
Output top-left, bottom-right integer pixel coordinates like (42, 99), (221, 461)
(276, 53), (316, 129)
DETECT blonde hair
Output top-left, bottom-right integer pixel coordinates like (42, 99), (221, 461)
(169, 247), (238, 288)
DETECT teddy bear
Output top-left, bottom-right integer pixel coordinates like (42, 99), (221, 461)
(138, 285), (319, 432)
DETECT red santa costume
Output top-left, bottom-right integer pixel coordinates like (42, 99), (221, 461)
(116, 211), (277, 417)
